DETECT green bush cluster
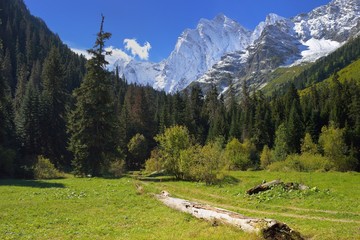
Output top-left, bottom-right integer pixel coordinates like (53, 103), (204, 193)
(266, 124), (357, 172)
(146, 126), (257, 184)
(268, 153), (332, 172)
(34, 156), (64, 179)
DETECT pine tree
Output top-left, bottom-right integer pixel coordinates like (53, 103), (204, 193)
(287, 99), (304, 153)
(16, 80), (42, 156)
(41, 46), (68, 167)
(227, 81), (241, 140)
(185, 85), (206, 144)
(68, 15), (118, 176)
(252, 92), (273, 150)
(273, 123), (290, 161)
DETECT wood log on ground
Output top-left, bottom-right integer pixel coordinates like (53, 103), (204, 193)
(156, 191), (303, 240)
(246, 179), (283, 195)
(246, 180), (311, 195)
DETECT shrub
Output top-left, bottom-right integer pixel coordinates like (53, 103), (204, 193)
(299, 153), (333, 171)
(179, 144), (202, 181)
(144, 149), (163, 173)
(224, 138), (254, 170)
(34, 156), (64, 179)
(108, 159), (125, 178)
(260, 145), (273, 169)
(319, 124), (355, 171)
(301, 133), (319, 154)
(127, 133), (148, 169)
(154, 125), (191, 179)
(268, 153), (332, 172)
(198, 140), (226, 184)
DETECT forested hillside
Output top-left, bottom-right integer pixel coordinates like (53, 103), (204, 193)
(0, 0), (86, 176)
(1, 0), (359, 179)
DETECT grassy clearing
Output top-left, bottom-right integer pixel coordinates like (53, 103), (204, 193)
(0, 177), (256, 240)
(142, 171), (360, 240)
(1, 171), (359, 240)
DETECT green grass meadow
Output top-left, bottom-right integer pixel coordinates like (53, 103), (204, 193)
(0, 171), (359, 239)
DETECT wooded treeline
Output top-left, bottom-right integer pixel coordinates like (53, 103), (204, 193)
(1, 0), (359, 178)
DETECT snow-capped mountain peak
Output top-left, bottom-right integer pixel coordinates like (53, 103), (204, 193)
(117, 0), (360, 94)
(265, 13), (286, 25)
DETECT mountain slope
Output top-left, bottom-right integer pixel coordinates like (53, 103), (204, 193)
(118, 14), (252, 93)
(117, 0), (360, 94)
(0, 0), (87, 93)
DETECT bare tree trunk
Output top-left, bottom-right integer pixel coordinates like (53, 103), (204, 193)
(156, 191), (303, 240)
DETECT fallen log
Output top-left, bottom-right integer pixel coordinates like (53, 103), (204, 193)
(156, 191), (303, 240)
(246, 180), (310, 195)
(246, 179), (283, 195)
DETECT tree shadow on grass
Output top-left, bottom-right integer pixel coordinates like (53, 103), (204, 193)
(218, 175), (241, 185)
(136, 176), (177, 182)
(0, 179), (65, 188)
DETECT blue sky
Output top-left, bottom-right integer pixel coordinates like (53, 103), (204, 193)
(24, 0), (331, 63)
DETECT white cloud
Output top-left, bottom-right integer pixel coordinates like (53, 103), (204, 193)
(124, 38), (151, 60)
(71, 46), (133, 67)
(105, 46), (132, 65)
(71, 48), (92, 60)
(70, 38), (152, 68)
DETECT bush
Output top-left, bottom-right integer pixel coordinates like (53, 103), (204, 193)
(127, 134), (148, 169)
(34, 156), (64, 179)
(179, 139), (226, 184)
(318, 124), (355, 171)
(224, 138), (255, 170)
(299, 153), (333, 171)
(179, 144), (202, 181)
(144, 149), (163, 173)
(108, 159), (125, 178)
(154, 125), (191, 179)
(198, 140), (226, 184)
(268, 153), (332, 172)
(260, 145), (273, 169)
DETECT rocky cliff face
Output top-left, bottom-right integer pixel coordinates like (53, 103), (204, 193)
(116, 0), (360, 94)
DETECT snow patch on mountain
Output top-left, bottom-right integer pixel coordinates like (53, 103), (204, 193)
(292, 38), (343, 65)
(116, 0), (360, 93)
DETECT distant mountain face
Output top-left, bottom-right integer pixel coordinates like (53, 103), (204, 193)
(116, 0), (360, 94)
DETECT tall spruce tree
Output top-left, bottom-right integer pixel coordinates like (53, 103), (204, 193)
(68, 15), (118, 176)
(287, 99), (304, 153)
(41, 46), (68, 167)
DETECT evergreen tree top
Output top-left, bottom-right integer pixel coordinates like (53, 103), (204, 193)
(87, 14), (112, 69)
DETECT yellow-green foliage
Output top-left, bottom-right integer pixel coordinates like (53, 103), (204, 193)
(34, 156), (63, 179)
(301, 133), (319, 154)
(260, 145), (273, 169)
(108, 159), (125, 178)
(144, 149), (163, 173)
(154, 125), (191, 178)
(179, 140), (226, 184)
(198, 140), (225, 184)
(268, 153), (332, 172)
(224, 138), (254, 170)
(179, 144), (202, 180)
(318, 124), (356, 171)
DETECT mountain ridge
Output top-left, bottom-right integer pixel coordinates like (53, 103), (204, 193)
(116, 0), (360, 94)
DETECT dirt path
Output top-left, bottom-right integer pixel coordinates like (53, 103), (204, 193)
(141, 181), (360, 224)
